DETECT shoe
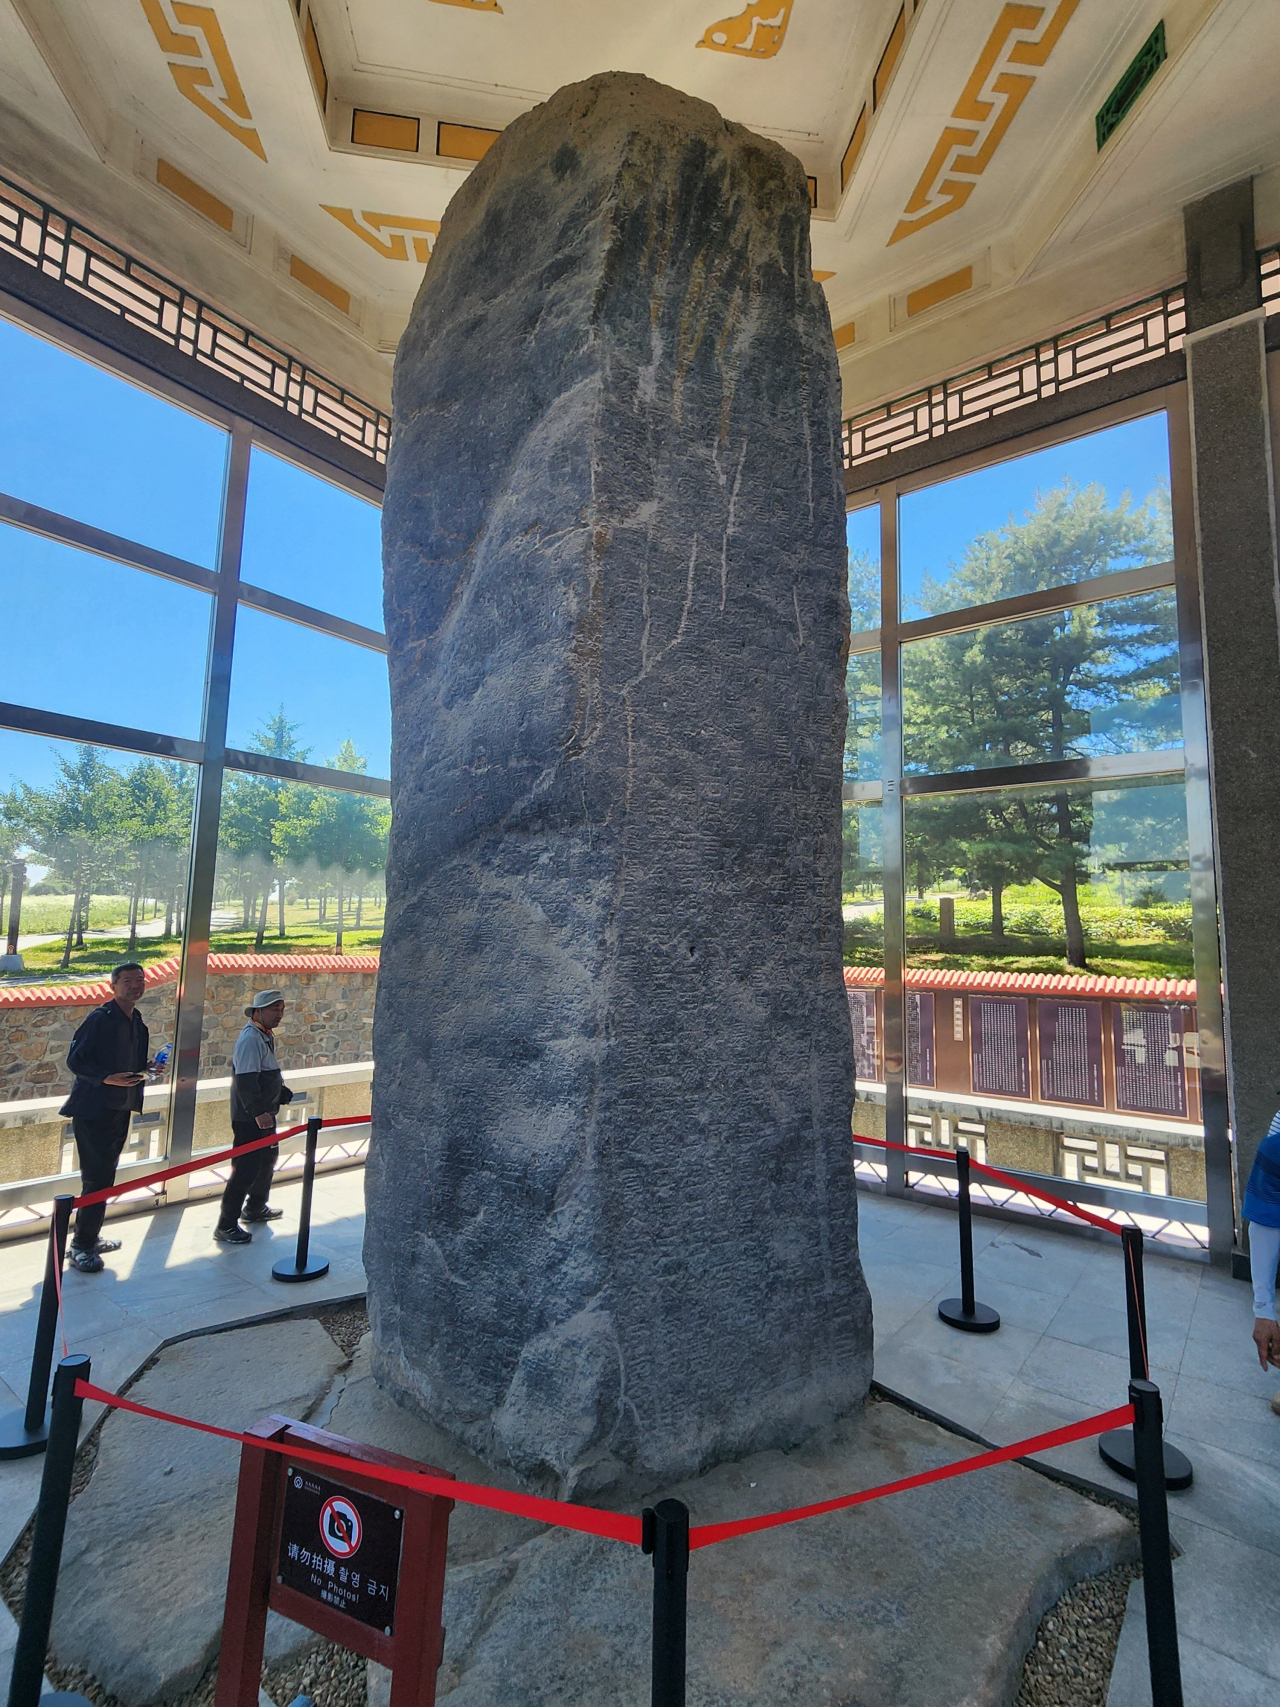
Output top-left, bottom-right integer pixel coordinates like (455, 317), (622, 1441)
(1271, 1390), (1280, 1417)
(69, 1248), (104, 1274)
(241, 1205), (283, 1223)
(213, 1224), (252, 1245)
(93, 1237), (122, 1254)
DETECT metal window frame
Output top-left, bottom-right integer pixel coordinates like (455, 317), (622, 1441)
(0, 288), (389, 1204)
(846, 381), (1232, 1256)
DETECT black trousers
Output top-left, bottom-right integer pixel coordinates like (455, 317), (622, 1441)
(72, 1110), (132, 1251)
(218, 1119), (279, 1228)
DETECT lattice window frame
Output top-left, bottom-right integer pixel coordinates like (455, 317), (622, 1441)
(842, 285), (1189, 471)
(0, 171), (390, 466)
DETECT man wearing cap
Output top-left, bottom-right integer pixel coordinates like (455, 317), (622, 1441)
(215, 990), (294, 1245)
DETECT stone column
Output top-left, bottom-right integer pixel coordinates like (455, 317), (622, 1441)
(1183, 180), (1280, 1230)
(368, 72), (871, 1498)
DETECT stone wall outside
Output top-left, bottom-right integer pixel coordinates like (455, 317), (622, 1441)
(0, 957), (378, 1106)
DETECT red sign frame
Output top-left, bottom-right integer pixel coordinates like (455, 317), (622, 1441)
(215, 1415), (454, 1707)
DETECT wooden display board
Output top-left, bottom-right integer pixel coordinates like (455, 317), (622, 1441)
(215, 1415), (454, 1707)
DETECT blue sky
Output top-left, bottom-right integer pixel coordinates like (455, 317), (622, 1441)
(0, 315), (390, 788)
(227, 606), (390, 776)
(0, 317), (227, 565)
(0, 528), (212, 744)
(849, 411), (1171, 620)
(241, 447), (384, 631)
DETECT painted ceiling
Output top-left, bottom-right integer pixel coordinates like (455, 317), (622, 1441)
(0, 0), (1277, 410)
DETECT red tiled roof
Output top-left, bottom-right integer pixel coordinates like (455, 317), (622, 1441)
(843, 965), (1196, 1000)
(0, 951), (380, 1009)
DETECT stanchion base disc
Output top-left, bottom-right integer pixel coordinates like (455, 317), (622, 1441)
(937, 1298), (1001, 1333)
(272, 1254), (331, 1284)
(0, 1405), (48, 1458)
(1098, 1428), (1193, 1490)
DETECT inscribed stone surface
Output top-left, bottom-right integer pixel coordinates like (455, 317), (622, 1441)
(369, 70), (869, 1496)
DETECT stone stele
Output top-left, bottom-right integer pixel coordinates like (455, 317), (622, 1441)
(368, 70), (869, 1498)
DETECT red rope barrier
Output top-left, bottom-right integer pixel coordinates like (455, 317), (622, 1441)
(72, 1113), (373, 1208)
(852, 1133), (1120, 1234)
(74, 1380), (642, 1545)
(75, 1378), (1132, 1554)
(688, 1403), (1135, 1549)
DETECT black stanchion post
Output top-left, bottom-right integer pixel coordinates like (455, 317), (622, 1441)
(6, 1353), (93, 1707)
(1130, 1379), (1184, 1707)
(938, 1149), (1000, 1333)
(272, 1117), (330, 1283)
(1099, 1228), (1193, 1489)
(1121, 1225), (1148, 1379)
(0, 1195), (74, 1459)
(642, 1498), (689, 1707)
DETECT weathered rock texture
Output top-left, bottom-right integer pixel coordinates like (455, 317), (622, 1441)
(50, 1321), (345, 1705)
(369, 70), (869, 1496)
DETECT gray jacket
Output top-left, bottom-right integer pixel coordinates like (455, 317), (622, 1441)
(229, 1022), (294, 1124)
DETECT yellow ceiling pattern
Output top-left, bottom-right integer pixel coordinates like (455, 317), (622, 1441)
(697, 0), (795, 58)
(889, 0), (1078, 245)
(5, 0), (1273, 415)
(137, 0), (266, 162)
(323, 207), (441, 262)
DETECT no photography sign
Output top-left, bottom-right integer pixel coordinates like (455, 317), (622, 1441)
(278, 1465), (404, 1634)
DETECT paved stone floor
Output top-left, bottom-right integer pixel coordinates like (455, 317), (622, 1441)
(857, 1188), (1280, 1706)
(0, 1169), (1273, 1702)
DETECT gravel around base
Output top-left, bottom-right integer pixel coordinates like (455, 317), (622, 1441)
(316, 1301), (369, 1358)
(262, 1637), (366, 1707)
(1015, 1559), (1141, 1706)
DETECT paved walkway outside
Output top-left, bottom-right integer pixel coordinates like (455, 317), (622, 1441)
(0, 1170), (1273, 1701)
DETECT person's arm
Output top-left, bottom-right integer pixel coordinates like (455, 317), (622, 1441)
(1250, 1221), (1280, 1369)
(66, 1012), (107, 1082)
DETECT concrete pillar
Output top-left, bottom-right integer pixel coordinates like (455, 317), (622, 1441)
(1183, 179), (1280, 1230)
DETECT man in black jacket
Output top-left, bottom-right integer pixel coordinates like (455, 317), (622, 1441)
(61, 962), (153, 1273)
(214, 989), (294, 1244)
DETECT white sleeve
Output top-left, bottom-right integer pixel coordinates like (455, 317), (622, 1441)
(1250, 1222), (1280, 1320)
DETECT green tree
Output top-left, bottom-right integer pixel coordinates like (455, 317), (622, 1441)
(119, 759), (194, 950)
(220, 709), (309, 947)
(845, 548), (880, 782)
(273, 741), (388, 953)
(901, 481), (1176, 967)
(4, 746), (127, 967)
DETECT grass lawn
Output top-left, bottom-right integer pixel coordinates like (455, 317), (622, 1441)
(6, 923), (384, 982)
(844, 928), (1193, 981)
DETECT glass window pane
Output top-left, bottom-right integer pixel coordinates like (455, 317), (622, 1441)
(0, 316), (228, 565)
(191, 773), (389, 1149)
(898, 413), (1171, 620)
(846, 504), (880, 631)
(227, 608), (390, 778)
(0, 730), (196, 1186)
(902, 590), (1182, 775)
(0, 523), (213, 737)
(240, 447), (383, 630)
(900, 777), (1204, 1216)
(846, 650), (881, 782)
(843, 801), (884, 1153)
